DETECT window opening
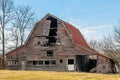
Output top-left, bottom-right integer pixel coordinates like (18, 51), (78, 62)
(60, 59), (63, 63)
(38, 41), (40, 45)
(68, 59), (74, 64)
(51, 60), (56, 65)
(45, 61), (50, 65)
(39, 61), (43, 65)
(33, 61), (38, 65)
(27, 61), (32, 65)
(47, 51), (53, 57)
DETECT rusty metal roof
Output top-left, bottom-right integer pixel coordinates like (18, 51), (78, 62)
(65, 22), (90, 48)
(64, 22), (110, 58)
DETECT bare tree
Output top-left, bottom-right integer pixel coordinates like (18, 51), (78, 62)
(0, 0), (14, 69)
(114, 26), (120, 45)
(99, 35), (120, 72)
(11, 5), (35, 48)
(89, 31), (120, 72)
(88, 39), (101, 51)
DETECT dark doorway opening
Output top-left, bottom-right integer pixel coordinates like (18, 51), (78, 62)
(110, 59), (116, 73)
(76, 55), (97, 72)
(76, 55), (88, 72)
(87, 55), (97, 72)
(88, 59), (97, 71)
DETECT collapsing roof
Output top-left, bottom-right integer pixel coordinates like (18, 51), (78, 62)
(6, 13), (109, 59)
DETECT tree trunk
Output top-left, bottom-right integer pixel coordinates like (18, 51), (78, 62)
(2, 0), (5, 69)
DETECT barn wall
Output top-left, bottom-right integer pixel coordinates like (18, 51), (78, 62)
(97, 56), (112, 73)
(18, 19), (76, 71)
(6, 46), (26, 70)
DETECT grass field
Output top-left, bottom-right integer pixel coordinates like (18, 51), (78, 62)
(0, 70), (120, 80)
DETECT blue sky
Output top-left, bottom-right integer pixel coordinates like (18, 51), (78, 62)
(14, 0), (120, 41)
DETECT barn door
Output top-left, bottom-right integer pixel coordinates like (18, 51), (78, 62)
(67, 59), (74, 71)
(76, 55), (88, 72)
(21, 61), (26, 70)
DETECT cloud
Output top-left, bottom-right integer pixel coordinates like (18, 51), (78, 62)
(65, 18), (87, 28)
(80, 28), (96, 35)
(81, 24), (113, 41)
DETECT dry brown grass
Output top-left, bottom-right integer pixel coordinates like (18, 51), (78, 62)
(0, 70), (120, 80)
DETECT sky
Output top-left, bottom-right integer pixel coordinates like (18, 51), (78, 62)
(14, 0), (120, 41)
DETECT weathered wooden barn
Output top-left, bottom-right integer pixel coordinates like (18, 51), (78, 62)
(6, 13), (115, 73)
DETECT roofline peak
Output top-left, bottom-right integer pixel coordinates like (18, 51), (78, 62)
(42, 13), (63, 21)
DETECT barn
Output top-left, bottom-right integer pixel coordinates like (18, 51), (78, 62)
(6, 13), (115, 73)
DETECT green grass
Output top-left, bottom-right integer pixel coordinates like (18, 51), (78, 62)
(0, 70), (120, 80)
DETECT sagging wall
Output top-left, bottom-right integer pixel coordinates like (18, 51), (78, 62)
(97, 56), (113, 73)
